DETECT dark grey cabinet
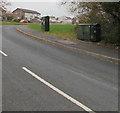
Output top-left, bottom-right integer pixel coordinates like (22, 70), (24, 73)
(77, 24), (101, 42)
(41, 16), (50, 31)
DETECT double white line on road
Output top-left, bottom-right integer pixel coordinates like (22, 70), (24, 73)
(0, 50), (8, 56)
(22, 67), (95, 113)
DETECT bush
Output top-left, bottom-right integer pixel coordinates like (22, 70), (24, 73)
(79, 17), (90, 24)
(7, 16), (14, 21)
(12, 18), (21, 22)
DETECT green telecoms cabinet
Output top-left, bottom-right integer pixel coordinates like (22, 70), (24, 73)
(41, 16), (50, 31)
(77, 24), (101, 42)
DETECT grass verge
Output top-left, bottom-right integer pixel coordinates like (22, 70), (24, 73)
(28, 24), (77, 40)
(28, 23), (119, 49)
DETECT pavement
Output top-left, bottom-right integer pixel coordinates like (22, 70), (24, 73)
(16, 25), (119, 64)
(1, 25), (118, 112)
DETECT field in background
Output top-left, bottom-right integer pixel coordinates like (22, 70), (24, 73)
(1, 21), (31, 25)
(28, 24), (77, 40)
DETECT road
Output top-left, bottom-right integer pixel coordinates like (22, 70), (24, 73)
(1, 25), (118, 112)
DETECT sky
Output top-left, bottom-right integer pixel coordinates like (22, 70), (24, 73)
(7, 0), (118, 17)
(7, 0), (74, 18)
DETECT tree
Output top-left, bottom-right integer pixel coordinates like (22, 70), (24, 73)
(0, 0), (11, 21)
(60, 1), (119, 22)
(60, 1), (101, 16)
(0, 0), (11, 9)
(101, 2), (120, 22)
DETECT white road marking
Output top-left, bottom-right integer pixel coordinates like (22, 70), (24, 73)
(22, 67), (95, 113)
(0, 50), (8, 56)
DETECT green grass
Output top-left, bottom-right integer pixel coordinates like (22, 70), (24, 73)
(28, 24), (77, 40)
(1, 21), (76, 39)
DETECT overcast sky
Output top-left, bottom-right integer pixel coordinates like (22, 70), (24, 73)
(7, 0), (74, 17)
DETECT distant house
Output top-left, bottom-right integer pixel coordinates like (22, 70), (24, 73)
(0, 7), (7, 20)
(49, 16), (57, 23)
(57, 16), (72, 24)
(72, 17), (80, 24)
(12, 8), (41, 22)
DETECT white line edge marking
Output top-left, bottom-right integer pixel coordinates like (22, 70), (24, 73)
(0, 50), (8, 56)
(22, 67), (95, 113)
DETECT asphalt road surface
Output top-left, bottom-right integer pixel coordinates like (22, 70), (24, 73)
(1, 25), (118, 112)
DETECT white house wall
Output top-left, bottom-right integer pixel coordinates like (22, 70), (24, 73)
(58, 17), (72, 24)
(25, 13), (40, 21)
(50, 18), (56, 23)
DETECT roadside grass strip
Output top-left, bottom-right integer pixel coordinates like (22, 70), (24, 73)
(22, 66), (95, 113)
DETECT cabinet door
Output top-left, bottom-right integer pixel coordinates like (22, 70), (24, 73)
(77, 26), (84, 40)
(90, 25), (97, 41)
(83, 25), (91, 40)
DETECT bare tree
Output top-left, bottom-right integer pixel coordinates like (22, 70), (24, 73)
(60, 0), (103, 17)
(0, 0), (11, 20)
(0, 0), (11, 10)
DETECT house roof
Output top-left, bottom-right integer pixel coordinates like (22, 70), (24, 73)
(50, 16), (56, 19)
(13, 8), (41, 15)
(66, 17), (72, 20)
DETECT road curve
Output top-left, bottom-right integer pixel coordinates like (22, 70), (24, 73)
(1, 25), (118, 112)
